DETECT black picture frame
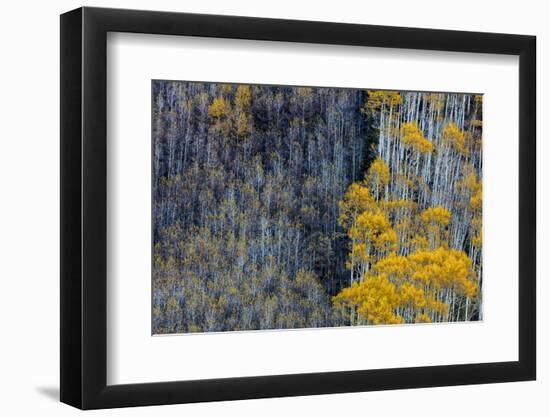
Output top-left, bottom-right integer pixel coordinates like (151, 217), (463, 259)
(60, 6), (536, 410)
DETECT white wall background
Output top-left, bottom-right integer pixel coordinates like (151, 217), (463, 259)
(0, 0), (545, 415)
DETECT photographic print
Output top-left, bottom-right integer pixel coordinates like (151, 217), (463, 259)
(152, 80), (483, 334)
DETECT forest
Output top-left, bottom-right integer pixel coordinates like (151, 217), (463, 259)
(152, 80), (483, 334)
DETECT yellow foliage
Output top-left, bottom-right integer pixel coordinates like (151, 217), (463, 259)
(456, 166), (482, 251)
(408, 247), (474, 294)
(166, 297), (181, 313)
(470, 188), (482, 212)
(334, 245), (479, 325)
(410, 235), (429, 251)
(372, 252), (410, 282)
(457, 165), (482, 213)
(471, 119), (483, 128)
(458, 165), (480, 192)
(443, 122), (468, 156)
(399, 283), (426, 309)
(338, 183), (376, 229)
(236, 112), (252, 137)
(333, 274), (403, 325)
(375, 229), (399, 253)
(380, 200), (417, 237)
(395, 173), (417, 191)
(472, 229), (482, 249)
(295, 269), (318, 289)
(350, 212), (397, 253)
(420, 206), (452, 227)
(188, 324), (202, 333)
(367, 157), (391, 188)
(219, 84), (233, 94)
(400, 122), (434, 154)
(365, 90), (402, 112)
(351, 243), (370, 264)
(426, 94), (445, 112)
(208, 96), (229, 118)
(297, 87), (313, 97)
(394, 217), (413, 237)
(235, 85), (251, 109)
(415, 313), (432, 323)
(425, 297), (449, 317)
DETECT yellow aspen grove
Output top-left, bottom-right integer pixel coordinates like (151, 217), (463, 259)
(333, 90), (482, 326)
(334, 246), (478, 324)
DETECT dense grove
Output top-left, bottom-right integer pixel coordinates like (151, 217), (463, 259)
(152, 81), (482, 334)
